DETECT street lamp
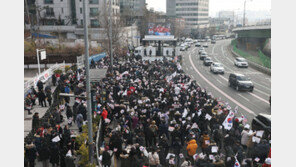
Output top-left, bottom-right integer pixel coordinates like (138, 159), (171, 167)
(82, 0), (94, 163)
(243, 0), (252, 27)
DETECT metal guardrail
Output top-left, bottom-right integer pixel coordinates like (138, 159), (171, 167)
(96, 118), (102, 167)
(24, 62), (66, 97)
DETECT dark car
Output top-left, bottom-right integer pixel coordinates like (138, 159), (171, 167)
(228, 73), (254, 92)
(203, 57), (213, 66)
(211, 40), (216, 44)
(252, 113), (271, 139)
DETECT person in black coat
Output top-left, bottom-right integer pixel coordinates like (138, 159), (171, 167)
(38, 90), (47, 107)
(37, 80), (44, 92)
(25, 143), (37, 167)
(52, 74), (57, 86)
(49, 142), (60, 167)
(102, 146), (113, 167)
(32, 113), (40, 132)
(38, 139), (50, 167)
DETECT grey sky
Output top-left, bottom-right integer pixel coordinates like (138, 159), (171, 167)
(146, 0), (271, 17)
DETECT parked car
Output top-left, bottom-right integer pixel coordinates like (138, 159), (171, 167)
(199, 52), (208, 60)
(203, 57), (213, 66)
(228, 73), (254, 92)
(234, 57), (248, 68)
(252, 113), (271, 139)
(210, 62), (224, 74)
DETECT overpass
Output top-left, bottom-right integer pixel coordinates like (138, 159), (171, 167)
(232, 25), (271, 56)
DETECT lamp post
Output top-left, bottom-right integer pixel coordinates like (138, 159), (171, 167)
(82, 0), (93, 163)
(243, 0), (252, 27)
(109, 0), (113, 72)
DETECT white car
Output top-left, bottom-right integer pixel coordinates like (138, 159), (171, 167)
(199, 47), (205, 54)
(203, 43), (208, 48)
(210, 62), (225, 74)
(234, 57), (248, 68)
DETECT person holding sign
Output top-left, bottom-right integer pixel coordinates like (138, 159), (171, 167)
(201, 131), (211, 154)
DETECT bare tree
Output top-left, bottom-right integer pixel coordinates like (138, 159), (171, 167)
(96, 1), (128, 57)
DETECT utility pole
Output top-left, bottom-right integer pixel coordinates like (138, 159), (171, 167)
(109, 0), (113, 72)
(24, 0), (33, 39)
(82, 0), (93, 163)
(243, 0), (246, 26)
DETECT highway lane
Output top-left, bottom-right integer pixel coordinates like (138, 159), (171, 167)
(205, 40), (271, 101)
(210, 40), (271, 93)
(181, 42), (271, 122)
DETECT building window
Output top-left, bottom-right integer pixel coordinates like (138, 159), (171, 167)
(89, 0), (99, 4)
(81, 20), (83, 25)
(45, 8), (54, 16)
(91, 19), (99, 27)
(62, 8), (64, 14)
(90, 8), (98, 16)
(61, 0), (63, 1)
(80, 8), (82, 14)
(44, 0), (53, 4)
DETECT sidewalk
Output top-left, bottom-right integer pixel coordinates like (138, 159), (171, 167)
(24, 81), (80, 167)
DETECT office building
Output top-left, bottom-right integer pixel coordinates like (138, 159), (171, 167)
(166, 0), (209, 30)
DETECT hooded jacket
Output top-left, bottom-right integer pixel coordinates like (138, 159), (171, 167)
(186, 139), (198, 156)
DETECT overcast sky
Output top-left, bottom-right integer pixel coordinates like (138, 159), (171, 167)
(146, 0), (271, 17)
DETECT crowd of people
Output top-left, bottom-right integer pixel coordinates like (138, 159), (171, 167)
(24, 51), (271, 167)
(25, 71), (81, 167)
(92, 54), (271, 167)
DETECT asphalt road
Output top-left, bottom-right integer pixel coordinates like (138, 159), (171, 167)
(181, 39), (271, 123)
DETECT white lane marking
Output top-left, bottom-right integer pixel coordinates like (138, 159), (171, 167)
(238, 94), (250, 102)
(189, 53), (256, 115)
(222, 46), (235, 63)
(254, 88), (270, 97)
(253, 82), (271, 91)
(249, 93), (270, 104)
(216, 79), (223, 84)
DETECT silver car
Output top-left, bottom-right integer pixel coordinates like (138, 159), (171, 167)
(210, 62), (225, 74)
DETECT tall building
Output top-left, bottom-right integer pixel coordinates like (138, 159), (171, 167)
(35, 0), (120, 27)
(120, 0), (146, 17)
(166, 0), (209, 31)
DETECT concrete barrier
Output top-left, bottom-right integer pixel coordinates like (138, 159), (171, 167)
(228, 45), (271, 76)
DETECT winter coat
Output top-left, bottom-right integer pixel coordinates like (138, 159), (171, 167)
(25, 144), (37, 162)
(65, 156), (75, 167)
(241, 130), (251, 146)
(101, 109), (108, 120)
(32, 114), (40, 130)
(186, 139), (198, 156)
(76, 114), (83, 128)
(201, 135), (210, 149)
(50, 143), (60, 164)
(102, 150), (112, 165)
(148, 152), (160, 165)
(181, 160), (191, 167)
(39, 143), (50, 161)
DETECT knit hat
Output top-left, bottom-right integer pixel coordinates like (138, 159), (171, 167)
(265, 158), (271, 164)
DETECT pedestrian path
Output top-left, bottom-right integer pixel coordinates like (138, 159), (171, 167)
(24, 82), (80, 167)
(24, 86), (56, 138)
